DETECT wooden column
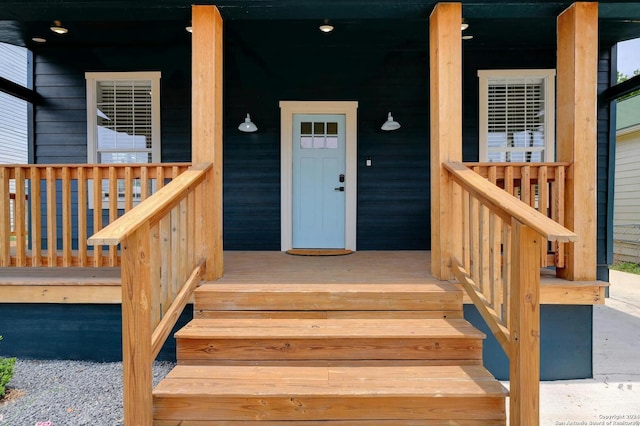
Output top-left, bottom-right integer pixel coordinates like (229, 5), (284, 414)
(509, 220), (541, 425)
(556, 2), (598, 281)
(430, 2), (463, 280)
(121, 225), (153, 426)
(192, 6), (223, 279)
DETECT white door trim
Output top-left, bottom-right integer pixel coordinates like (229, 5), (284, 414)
(280, 101), (358, 252)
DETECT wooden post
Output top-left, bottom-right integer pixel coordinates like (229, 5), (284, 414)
(15, 167), (26, 266)
(46, 167), (57, 267)
(192, 5), (223, 280)
(30, 167), (42, 266)
(510, 220), (541, 425)
(429, 2), (463, 279)
(62, 167), (72, 267)
(91, 167), (101, 266)
(556, 2), (598, 280)
(0, 167), (9, 266)
(121, 225), (153, 426)
(78, 167), (88, 266)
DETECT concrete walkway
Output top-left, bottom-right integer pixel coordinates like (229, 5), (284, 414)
(538, 270), (640, 424)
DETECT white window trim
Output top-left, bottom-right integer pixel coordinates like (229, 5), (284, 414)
(85, 71), (161, 209)
(478, 69), (556, 162)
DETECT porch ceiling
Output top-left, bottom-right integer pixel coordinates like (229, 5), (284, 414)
(0, 1), (639, 49)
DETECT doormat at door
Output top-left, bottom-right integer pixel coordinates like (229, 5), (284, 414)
(286, 249), (353, 256)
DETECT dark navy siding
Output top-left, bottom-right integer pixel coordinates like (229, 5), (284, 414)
(222, 24), (432, 250)
(465, 304), (593, 381)
(34, 46), (191, 165)
(0, 304), (192, 361)
(32, 36), (612, 255)
(597, 46), (615, 282)
(0, 302), (593, 377)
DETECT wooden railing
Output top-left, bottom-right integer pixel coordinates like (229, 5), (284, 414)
(0, 163), (190, 267)
(444, 161), (577, 424)
(88, 163), (212, 426)
(465, 162), (569, 268)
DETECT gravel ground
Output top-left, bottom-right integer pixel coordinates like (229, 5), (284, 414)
(0, 360), (174, 426)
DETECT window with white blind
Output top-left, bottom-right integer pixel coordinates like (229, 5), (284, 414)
(478, 69), (555, 162)
(86, 71), (161, 208)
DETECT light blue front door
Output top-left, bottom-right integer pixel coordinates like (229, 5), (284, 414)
(292, 114), (346, 249)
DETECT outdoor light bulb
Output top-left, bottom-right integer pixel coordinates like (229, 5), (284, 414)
(319, 24), (334, 33)
(50, 20), (68, 34)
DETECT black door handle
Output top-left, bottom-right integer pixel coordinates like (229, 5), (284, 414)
(334, 187), (345, 192)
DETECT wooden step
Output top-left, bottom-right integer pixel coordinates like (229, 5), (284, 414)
(194, 283), (463, 319)
(153, 365), (508, 424)
(158, 280), (505, 424)
(155, 421), (506, 426)
(176, 318), (484, 365)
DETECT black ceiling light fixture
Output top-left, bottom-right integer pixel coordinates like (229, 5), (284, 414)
(461, 19), (473, 40)
(50, 20), (68, 34)
(319, 19), (334, 33)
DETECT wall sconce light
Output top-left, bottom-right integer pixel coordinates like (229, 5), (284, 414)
(381, 112), (401, 131)
(238, 113), (258, 132)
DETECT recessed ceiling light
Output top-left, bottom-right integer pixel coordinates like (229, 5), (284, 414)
(461, 22), (469, 31)
(462, 35), (474, 40)
(32, 37), (47, 43)
(50, 20), (68, 34)
(319, 23), (334, 33)
(185, 25), (193, 33)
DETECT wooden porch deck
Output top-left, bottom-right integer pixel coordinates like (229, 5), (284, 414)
(213, 251), (605, 305)
(214, 251), (435, 285)
(0, 250), (605, 305)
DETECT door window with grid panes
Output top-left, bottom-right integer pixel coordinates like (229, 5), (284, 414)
(478, 70), (555, 162)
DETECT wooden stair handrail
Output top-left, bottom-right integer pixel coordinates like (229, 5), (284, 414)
(87, 162), (213, 426)
(444, 160), (579, 425)
(444, 161), (577, 243)
(88, 163), (212, 246)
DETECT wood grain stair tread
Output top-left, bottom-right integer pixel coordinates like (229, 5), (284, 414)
(153, 365), (507, 423)
(195, 282), (463, 312)
(176, 318), (486, 339)
(175, 318), (484, 364)
(154, 421), (507, 425)
(197, 282), (462, 293)
(155, 365), (508, 397)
